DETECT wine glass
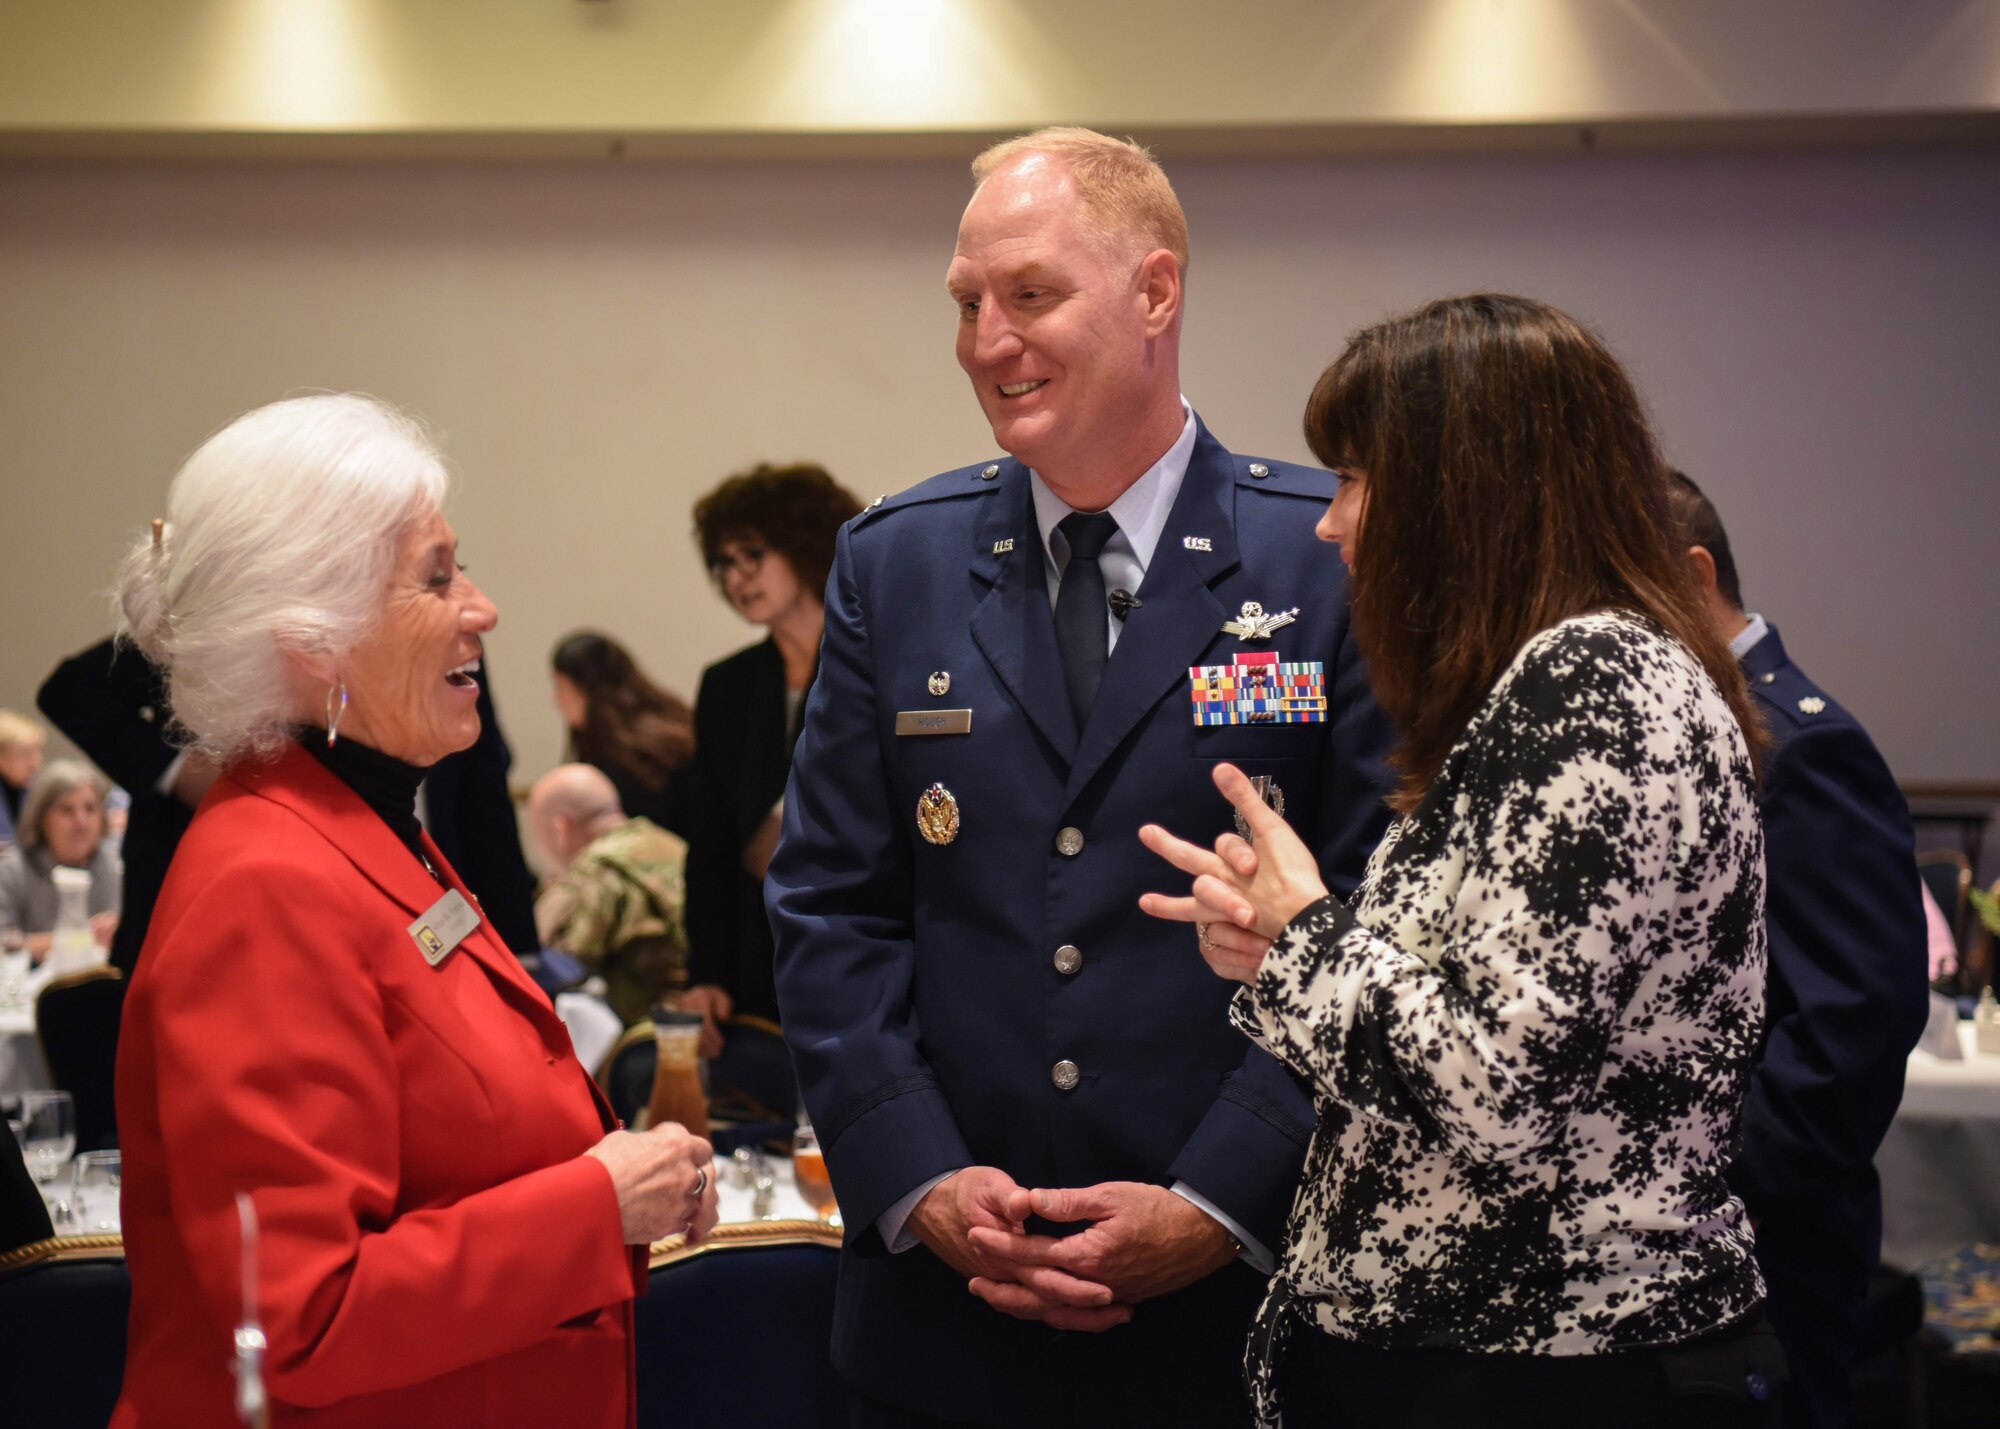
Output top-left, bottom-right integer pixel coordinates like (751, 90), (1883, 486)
(19, 1090), (76, 1185)
(70, 1150), (121, 1233)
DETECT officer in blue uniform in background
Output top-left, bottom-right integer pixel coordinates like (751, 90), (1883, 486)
(1669, 472), (1929, 1429)
(767, 128), (1394, 1426)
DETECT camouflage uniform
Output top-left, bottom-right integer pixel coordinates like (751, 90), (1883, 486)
(535, 816), (688, 1027)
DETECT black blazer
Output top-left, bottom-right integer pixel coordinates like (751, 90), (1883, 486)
(38, 638), (193, 975)
(1728, 624), (1929, 1258)
(420, 665), (541, 957)
(684, 639), (803, 1023)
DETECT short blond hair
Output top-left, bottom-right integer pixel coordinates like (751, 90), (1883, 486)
(971, 126), (1190, 275)
(0, 710), (44, 753)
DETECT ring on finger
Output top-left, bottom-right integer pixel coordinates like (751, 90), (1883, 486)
(1197, 922), (1215, 951)
(691, 1165), (709, 1199)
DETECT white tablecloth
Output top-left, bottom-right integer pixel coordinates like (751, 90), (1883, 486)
(0, 963), (58, 1101)
(1879, 1022), (2000, 1269)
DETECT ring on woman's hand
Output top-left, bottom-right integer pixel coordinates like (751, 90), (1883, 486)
(691, 1165), (709, 1200)
(1197, 923), (1215, 951)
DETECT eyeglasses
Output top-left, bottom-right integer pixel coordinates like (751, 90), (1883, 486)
(709, 545), (768, 580)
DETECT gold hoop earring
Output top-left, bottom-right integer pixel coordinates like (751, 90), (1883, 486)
(326, 682), (349, 749)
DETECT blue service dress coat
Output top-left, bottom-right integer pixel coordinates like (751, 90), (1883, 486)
(767, 419), (1395, 1426)
(1726, 623), (1929, 1429)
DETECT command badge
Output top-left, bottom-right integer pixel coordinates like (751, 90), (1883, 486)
(917, 782), (961, 845)
(1221, 601), (1299, 641)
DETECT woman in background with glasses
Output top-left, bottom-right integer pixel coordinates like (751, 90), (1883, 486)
(681, 463), (860, 1058)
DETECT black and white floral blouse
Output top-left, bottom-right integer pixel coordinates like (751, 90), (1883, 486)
(1236, 612), (1766, 1421)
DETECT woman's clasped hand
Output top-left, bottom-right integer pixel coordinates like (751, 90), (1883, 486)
(585, 1122), (719, 1245)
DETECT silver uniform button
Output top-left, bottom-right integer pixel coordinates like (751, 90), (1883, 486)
(1054, 944), (1082, 975)
(1247, 461), (1270, 479)
(1055, 826), (1084, 857)
(980, 464), (1000, 480)
(1051, 1060), (1080, 1091)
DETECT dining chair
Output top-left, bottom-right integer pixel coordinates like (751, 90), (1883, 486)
(0, 1233), (129, 1427)
(638, 1219), (845, 1428)
(35, 966), (125, 1152)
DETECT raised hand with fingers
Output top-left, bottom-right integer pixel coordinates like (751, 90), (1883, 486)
(1137, 762), (1330, 983)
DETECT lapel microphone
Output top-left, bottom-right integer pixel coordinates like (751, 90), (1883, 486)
(1107, 589), (1142, 622)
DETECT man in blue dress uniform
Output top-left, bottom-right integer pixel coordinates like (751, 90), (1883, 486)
(1670, 472), (1930, 1429)
(766, 128), (1394, 1426)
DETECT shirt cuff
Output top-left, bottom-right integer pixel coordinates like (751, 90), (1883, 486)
(878, 1170), (957, 1253)
(1171, 1179), (1274, 1275)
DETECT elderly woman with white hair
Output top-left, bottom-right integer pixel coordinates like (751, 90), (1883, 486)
(0, 758), (121, 958)
(109, 394), (717, 1429)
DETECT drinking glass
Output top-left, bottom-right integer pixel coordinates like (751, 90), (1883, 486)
(792, 1111), (839, 1224)
(70, 1150), (121, 1232)
(19, 1090), (76, 1184)
(0, 929), (28, 1008)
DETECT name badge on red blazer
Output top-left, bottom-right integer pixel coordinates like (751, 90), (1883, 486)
(408, 889), (480, 967)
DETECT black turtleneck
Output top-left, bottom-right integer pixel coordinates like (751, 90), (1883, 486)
(301, 733), (433, 873)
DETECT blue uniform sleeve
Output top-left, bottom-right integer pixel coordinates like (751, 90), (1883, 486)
(1728, 716), (1930, 1214)
(767, 523), (972, 1241)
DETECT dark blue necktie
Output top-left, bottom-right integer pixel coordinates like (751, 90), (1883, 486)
(1054, 511), (1120, 730)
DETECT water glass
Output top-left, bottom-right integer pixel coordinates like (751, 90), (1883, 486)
(19, 1090), (76, 1184)
(70, 1150), (121, 1233)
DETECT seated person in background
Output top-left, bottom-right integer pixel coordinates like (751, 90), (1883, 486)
(38, 637), (219, 974)
(1922, 881), (1959, 985)
(529, 763), (689, 1028)
(551, 632), (697, 840)
(0, 759), (120, 960)
(0, 709), (48, 847)
(1669, 470), (1929, 1429)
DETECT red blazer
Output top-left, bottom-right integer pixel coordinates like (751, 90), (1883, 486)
(113, 746), (643, 1428)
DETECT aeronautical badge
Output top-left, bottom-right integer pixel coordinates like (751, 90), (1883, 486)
(1221, 601), (1299, 641)
(916, 782), (961, 846)
(1798, 696), (1826, 715)
(1234, 775), (1286, 841)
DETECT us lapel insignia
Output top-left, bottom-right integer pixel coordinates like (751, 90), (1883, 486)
(1798, 696), (1826, 715)
(992, 538), (1015, 554)
(1221, 601), (1300, 641)
(1234, 774), (1286, 840)
(916, 782), (961, 846)
(1183, 535), (1213, 552)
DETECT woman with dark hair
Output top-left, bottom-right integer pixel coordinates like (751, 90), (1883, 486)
(682, 462), (861, 1049)
(1140, 295), (1782, 1427)
(550, 631), (696, 838)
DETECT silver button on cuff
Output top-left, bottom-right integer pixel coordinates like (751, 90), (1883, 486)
(1054, 944), (1082, 975)
(1052, 1060), (1080, 1091)
(1055, 826), (1084, 857)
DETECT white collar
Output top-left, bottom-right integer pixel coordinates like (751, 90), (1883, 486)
(1729, 612), (1769, 659)
(1028, 400), (1196, 575)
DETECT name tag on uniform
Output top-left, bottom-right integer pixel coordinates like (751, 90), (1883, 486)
(1189, 652), (1328, 726)
(408, 889), (480, 967)
(895, 709), (974, 736)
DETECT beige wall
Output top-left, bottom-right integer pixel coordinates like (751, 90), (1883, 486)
(2, 0), (1998, 143)
(1, 146), (1996, 792)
